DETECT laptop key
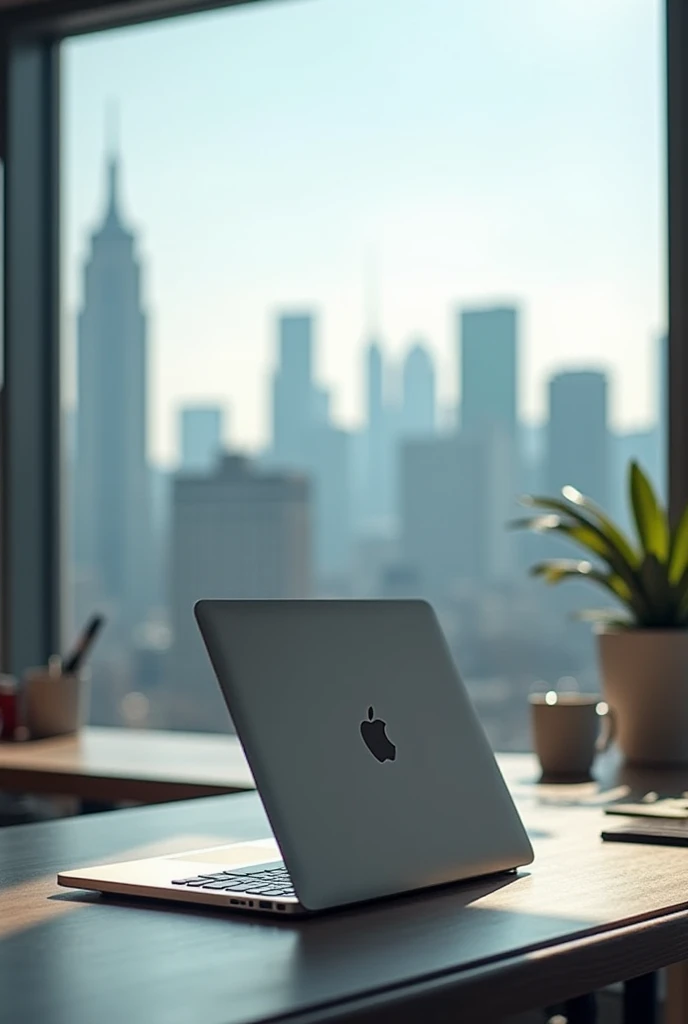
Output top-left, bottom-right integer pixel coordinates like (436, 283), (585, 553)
(215, 868), (295, 895)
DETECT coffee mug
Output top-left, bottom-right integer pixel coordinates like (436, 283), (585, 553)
(24, 666), (90, 739)
(530, 690), (608, 780)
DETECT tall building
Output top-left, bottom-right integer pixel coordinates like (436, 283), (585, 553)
(169, 454), (312, 730)
(179, 405), (225, 472)
(363, 340), (391, 525)
(400, 433), (513, 595)
(458, 306), (521, 576)
(546, 370), (609, 506)
(400, 341), (436, 438)
(268, 312), (352, 582)
(459, 306), (518, 438)
(544, 371), (610, 673)
(74, 149), (153, 636)
(271, 313), (316, 468)
(309, 425), (352, 579)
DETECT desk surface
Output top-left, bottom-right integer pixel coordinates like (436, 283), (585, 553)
(0, 727), (253, 803)
(4, 754), (688, 1024)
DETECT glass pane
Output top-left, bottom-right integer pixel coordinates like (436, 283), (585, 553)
(62, 0), (666, 746)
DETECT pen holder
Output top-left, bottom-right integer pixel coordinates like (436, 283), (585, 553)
(23, 667), (90, 740)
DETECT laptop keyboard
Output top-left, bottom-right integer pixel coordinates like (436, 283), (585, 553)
(171, 866), (295, 898)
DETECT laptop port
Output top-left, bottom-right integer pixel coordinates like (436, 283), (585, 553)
(276, 904), (285, 911)
(259, 901), (272, 910)
(230, 899), (239, 905)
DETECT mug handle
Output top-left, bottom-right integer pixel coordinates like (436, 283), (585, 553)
(596, 703), (616, 753)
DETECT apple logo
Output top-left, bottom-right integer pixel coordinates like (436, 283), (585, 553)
(360, 706), (396, 762)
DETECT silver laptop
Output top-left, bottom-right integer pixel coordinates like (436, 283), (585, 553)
(58, 600), (533, 915)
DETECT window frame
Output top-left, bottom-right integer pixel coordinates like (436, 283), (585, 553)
(667, 0), (688, 525)
(1, 36), (61, 676)
(0, 0), (681, 675)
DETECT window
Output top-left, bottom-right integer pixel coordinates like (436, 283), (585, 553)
(59, 0), (665, 746)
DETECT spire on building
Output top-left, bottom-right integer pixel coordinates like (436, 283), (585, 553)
(106, 157), (119, 220)
(104, 100), (123, 229)
(364, 246), (381, 341)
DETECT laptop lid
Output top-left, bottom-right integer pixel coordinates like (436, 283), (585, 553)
(195, 599), (533, 910)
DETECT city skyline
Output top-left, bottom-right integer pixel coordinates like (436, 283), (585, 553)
(63, 0), (664, 464)
(67, 148), (667, 478)
(68, 137), (665, 744)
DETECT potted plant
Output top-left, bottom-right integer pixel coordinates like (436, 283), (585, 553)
(513, 461), (688, 766)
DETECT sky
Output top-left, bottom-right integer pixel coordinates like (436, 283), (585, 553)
(63, 0), (665, 465)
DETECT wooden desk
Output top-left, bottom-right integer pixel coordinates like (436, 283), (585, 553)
(0, 727), (253, 803)
(3, 754), (688, 1023)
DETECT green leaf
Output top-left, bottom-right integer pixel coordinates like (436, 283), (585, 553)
(511, 513), (626, 566)
(520, 492), (640, 571)
(669, 502), (688, 584)
(573, 609), (634, 629)
(561, 485), (640, 570)
(530, 559), (633, 605)
(637, 553), (673, 624)
(530, 558), (592, 583)
(513, 501), (647, 616)
(508, 514), (562, 532)
(629, 461), (669, 562)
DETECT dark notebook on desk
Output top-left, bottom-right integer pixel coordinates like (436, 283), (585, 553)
(602, 819), (688, 847)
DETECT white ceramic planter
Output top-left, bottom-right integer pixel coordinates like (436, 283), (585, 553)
(598, 629), (688, 766)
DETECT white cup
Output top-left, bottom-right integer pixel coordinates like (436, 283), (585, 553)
(24, 667), (90, 739)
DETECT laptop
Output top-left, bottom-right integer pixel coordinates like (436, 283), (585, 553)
(58, 599), (533, 915)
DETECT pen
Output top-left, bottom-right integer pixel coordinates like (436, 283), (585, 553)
(62, 613), (105, 675)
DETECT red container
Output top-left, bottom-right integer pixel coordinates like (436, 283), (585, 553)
(0, 675), (18, 739)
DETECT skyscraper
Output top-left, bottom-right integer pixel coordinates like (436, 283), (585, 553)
(546, 370), (609, 506)
(400, 432), (512, 594)
(363, 340), (391, 524)
(459, 306), (518, 437)
(74, 149), (152, 636)
(458, 305), (520, 574)
(179, 405), (225, 472)
(367, 340), (384, 430)
(544, 371), (610, 671)
(169, 454), (312, 730)
(400, 341), (436, 438)
(308, 425), (353, 579)
(271, 313), (316, 468)
(268, 312), (352, 581)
